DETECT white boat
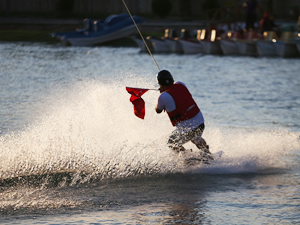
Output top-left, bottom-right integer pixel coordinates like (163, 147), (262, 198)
(201, 40), (222, 55)
(52, 13), (145, 46)
(256, 40), (276, 56)
(150, 37), (171, 53)
(220, 40), (239, 55)
(178, 39), (202, 54)
(234, 31), (262, 56)
(274, 40), (299, 58)
(177, 29), (205, 54)
(219, 31), (242, 55)
(163, 29), (183, 53)
(255, 31), (277, 57)
(133, 37), (154, 53)
(235, 40), (257, 56)
(201, 30), (222, 55)
(273, 32), (299, 58)
(164, 38), (183, 53)
(296, 40), (300, 54)
(135, 28), (181, 54)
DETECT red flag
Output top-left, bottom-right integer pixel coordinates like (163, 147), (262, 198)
(126, 87), (149, 119)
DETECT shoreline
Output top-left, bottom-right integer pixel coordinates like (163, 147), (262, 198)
(0, 30), (140, 46)
(0, 17), (206, 46)
(1, 17), (297, 47)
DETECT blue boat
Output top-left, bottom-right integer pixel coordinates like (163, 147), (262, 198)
(52, 13), (145, 46)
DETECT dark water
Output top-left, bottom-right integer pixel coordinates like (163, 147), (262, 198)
(0, 43), (299, 224)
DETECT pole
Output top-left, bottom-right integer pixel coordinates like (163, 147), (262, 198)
(121, 0), (160, 71)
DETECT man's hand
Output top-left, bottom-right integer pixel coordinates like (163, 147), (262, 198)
(155, 106), (163, 114)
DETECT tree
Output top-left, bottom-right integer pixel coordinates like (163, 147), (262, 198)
(57, 0), (74, 14)
(202, 0), (220, 18)
(152, 0), (172, 18)
(179, 0), (192, 18)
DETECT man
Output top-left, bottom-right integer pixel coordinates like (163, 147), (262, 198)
(243, 0), (260, 31)
(259, 12), (279, 36)
(155, 70), (212, 159)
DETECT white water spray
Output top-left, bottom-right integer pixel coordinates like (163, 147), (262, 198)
(0, 77), (299, 181)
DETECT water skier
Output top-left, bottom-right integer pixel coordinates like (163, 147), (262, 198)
(155, 70), (212, 159)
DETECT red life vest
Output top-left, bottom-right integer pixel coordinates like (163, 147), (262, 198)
(166, 83), (200, 126)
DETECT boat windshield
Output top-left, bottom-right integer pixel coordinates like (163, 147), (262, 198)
(104, 13), (130, 26)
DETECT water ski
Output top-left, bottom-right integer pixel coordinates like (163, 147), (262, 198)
(184, 151), (223, 166)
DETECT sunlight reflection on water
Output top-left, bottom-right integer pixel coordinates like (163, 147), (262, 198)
(0, 43), (300, 224)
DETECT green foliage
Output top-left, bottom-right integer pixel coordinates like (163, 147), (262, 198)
(202, 0), (220, 18)
(0, 30), (59, 44)
(290, 5), (299, 20)
(57, 0), (74, 13)
(151, 0), (172, 18)
(202, 0), (220, 11)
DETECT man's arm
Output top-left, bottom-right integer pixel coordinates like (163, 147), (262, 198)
(155, 88), (166, 114)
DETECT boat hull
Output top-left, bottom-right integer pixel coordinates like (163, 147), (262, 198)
(164, 39), (183, 53)
(67, 25), (138, 46)
(201, 41), (222, 55)
(295, 40), (300, 55)
(150, 38), (171, 53)
(178, 39), (202, 54)
(274, 41), (299, 58)
(256, 40), (276, 57)
(133, 38), (154, 53)
(220, 40), (239, 55)
(235, 40), (257, 56)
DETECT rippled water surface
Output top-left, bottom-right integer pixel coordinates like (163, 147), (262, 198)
(0, 43), (299, 224)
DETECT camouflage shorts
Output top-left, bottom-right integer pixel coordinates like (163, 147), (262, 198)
(167, 123), (205, 150)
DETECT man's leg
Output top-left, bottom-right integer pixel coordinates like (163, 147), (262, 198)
(189, 125), (211, 155)
(187, 124), (207, 150)
(167, 130), (189, 153)
(191, 137), (209, 152)
(191, 137), (213, 161)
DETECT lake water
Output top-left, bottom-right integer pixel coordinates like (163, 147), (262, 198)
(0, 42), (299, 224)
